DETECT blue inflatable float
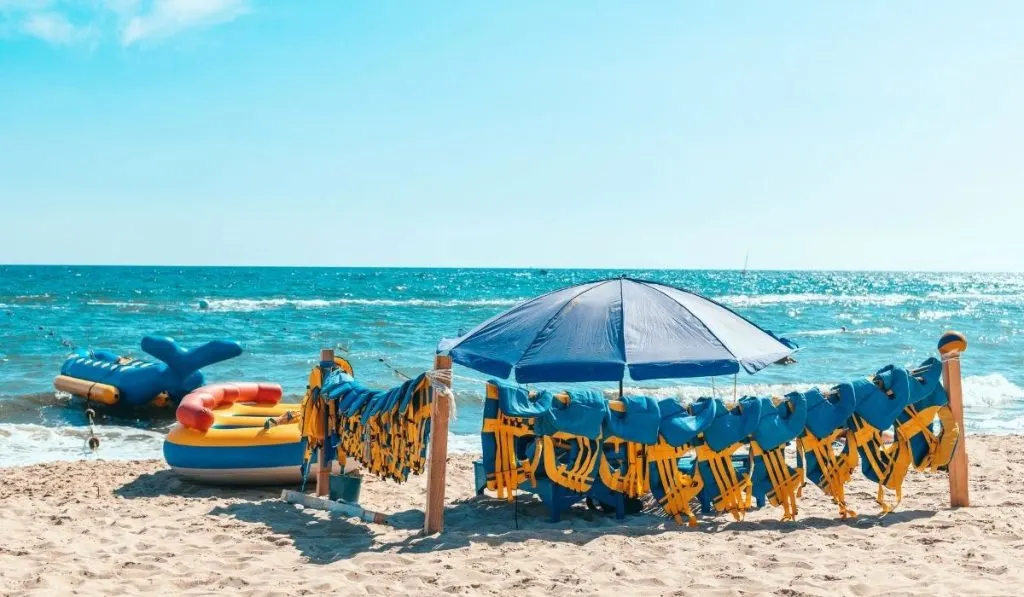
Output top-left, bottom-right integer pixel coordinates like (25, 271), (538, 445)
(54, 336), (243, 408)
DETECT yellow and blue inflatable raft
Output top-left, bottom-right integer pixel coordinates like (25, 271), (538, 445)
(163, 382), (343, 485)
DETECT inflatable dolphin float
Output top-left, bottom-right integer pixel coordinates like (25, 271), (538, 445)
(54, 336), (243, 409)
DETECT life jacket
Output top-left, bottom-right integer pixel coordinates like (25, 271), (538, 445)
(694, 398), (763, 520)
(893, 358), (960, 473)
(795, 384), (859, 518)
(481, 381), (549, 499)
(647, 397), (717, 526)
(849, 365), (915, 513)
(305, 365), (432, 484)
(744, 394), (807, 521)
(537, 390), (606, 494)
(599, 395), (660, 499)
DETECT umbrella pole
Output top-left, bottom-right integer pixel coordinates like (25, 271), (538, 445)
(619, 379), (623, 399)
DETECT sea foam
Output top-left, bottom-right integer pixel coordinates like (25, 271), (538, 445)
(199, 297), (525, 312)
(0, 423), (166, 467)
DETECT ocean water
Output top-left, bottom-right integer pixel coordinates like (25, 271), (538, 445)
(1, 266), (1022, 467)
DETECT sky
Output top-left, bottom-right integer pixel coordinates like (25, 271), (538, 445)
(1, 1), (1022, 270)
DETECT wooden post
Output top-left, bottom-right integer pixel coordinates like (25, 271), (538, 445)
(938, 332), (969, 508)
(316, 348), (335, 497)
(424, 354), (452, 534)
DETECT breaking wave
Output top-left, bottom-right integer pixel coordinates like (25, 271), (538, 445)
(961, 374), (1024, 408)
(0, 374), (1021, 466)
(199, 297), (525, 312)
(717, 294), (917, 307)
(789, 327), (894, 337)
(717, 292), (1021, 308)
(48, 292), (1024, 314)
(0, 423), (166, 467)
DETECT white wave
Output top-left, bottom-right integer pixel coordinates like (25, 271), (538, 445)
(963, 415), (1024, 434)
(719, 292), (1022, 308)
(962, 374), (1024, 408)
(912, 309), (960, 321)
(450, 380), (847, 403)
(790, 327), (894, 337)
(613, 373), (1023, 410)
(448, 433), (483, 454)
(0, 422), (481, 465)
(618, 381), (824, 402)
(0, 424), (165, 467)
(925, 292), (1022, 303)
(854, 327), (894, 335)
(961, 373), (1024, 434)
(200, 297), (524, 312)
(836, 313), (867, 324)
(86, 300), (152, 308)
(717, 293), (917, 307)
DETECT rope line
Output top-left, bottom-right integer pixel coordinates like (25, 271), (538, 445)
(85, 408), (99, 451)
(378, 357), (412, 380)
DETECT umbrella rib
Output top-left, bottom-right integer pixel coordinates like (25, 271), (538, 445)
(642, 283), (740, 364)
(627, 276), (792, 343)
(512, 278), (618, 374)
(443, 283), (581, 352)
(643, 280), (794, 366)
(618, 276), (628, 364)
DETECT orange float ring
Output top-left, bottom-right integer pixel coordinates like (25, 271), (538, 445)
(176, 382), (283, 432)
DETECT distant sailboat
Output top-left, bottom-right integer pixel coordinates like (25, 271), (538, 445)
(742, 250), (750, 276)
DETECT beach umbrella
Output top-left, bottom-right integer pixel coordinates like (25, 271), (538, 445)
(437, 277), (796, 383)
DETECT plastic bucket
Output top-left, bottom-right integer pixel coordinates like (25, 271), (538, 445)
(329, 473), (363, 504)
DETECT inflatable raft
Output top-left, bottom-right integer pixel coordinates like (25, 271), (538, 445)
(54, 336), (242, 409)
(164, 382), (345, 485)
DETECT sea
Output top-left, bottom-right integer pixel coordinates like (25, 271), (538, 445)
(1, 266), (1022, 467)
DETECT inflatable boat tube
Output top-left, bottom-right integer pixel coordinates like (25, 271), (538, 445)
(164, 383), (350, 485)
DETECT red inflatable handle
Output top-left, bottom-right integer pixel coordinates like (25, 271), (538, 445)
(176, 382), (283, 431)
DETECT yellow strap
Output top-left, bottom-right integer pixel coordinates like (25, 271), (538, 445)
(924, 406), (959, 473)
(797, 429), (857, 519)
(852, 414), (911, 514)
(649, 441), (701, 526)
(753, 444), (798, 520)
(697, 443), (751, 520)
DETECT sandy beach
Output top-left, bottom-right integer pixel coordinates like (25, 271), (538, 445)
(0, 434), (1019, 597)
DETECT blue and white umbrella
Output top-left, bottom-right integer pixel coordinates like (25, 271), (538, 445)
(437, 277), (795, 383)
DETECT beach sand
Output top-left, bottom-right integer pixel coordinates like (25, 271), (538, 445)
(1, 435), (1022, 597)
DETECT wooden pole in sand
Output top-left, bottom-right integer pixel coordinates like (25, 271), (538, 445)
(424, 354), (452, 534)
(316, 348), (335, 497)
(938, 332), (969, 507)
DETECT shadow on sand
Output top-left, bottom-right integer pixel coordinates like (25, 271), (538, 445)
(115, 468), (293, 502)
(144, 478), (940, 565)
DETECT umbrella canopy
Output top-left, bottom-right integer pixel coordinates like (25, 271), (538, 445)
(437, 277), (796, 383)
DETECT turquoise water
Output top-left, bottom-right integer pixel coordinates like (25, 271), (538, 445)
(1, 266), (1022, 465)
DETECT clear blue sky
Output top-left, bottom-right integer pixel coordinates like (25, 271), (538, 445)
(2, 1), (1022, 270)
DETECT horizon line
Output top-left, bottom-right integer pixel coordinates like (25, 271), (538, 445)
(0, 263), (1020, 274)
